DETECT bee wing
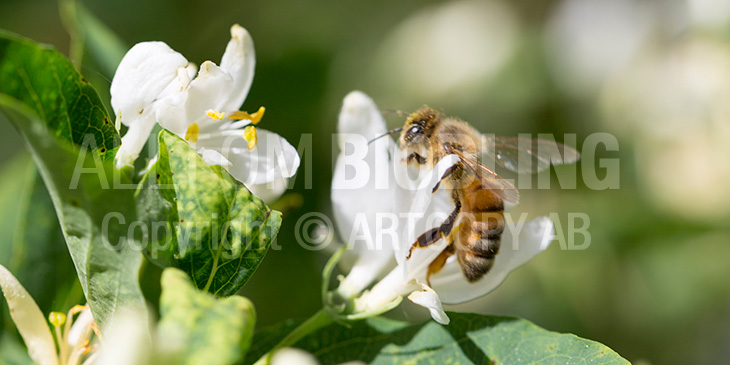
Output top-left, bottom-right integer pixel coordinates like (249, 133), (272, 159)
(481, 135), (580, 174)
(449, 150), (520, 206)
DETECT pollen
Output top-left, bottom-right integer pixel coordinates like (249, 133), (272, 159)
(49, 312), (66, 327)
(229, 106), (266, 125)
(243, 126), (257, 150)
(206, 109), (225, 120)
(185, 122), (200, 143)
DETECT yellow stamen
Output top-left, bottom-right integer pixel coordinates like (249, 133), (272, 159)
(70, 304), (87, 315)
(84, 343), (99, 355)
(243, 126), (258, 150)
(206, 109), (225, 120)
(90, 321), (103, 340)
(185, 122), (200, 143)
(229, 106), (266, 125)
(49, 312), (66, 327)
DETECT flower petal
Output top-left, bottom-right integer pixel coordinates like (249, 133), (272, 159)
(270, 348), (319, 365)
(115, 112), (157, 168)
(219, 24), (256, 112)
(247, 176), (289, 204)
(199, 129), (300, 186)
(95, 308), (151, 365)
(336, 91), (390, 139)
(158, 61), (235, 137)
(429, 216), (554, 304)
(110, 42), (188, 127)
(0, 265), (58, 365)
(354, 267), (417, 313)
(395, 153), (460, 269)
(407, 282), (450, 325)
(333, 91), (397, 295)
(198, 147), (232, 168)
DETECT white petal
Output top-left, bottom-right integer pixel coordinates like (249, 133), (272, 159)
(270, 348), (319, 365)
(407, 282), (450, 325)
(337, 91), (390, 140)
(219, 24), (256, 112)
(67, 308), (94, 347)
(0, 265), (58, 365)
(200, 129), (300, 185)
(96, 308), (151, 365)
(430, 216), (554, 304)
(338, 255), (396, 299)
(354, 268), (417, 313)
(115, 112), (157, 168)
(247, 176), (288, 204)
(111, 42), (188, 127)
(157, 63), (196, 101)
(332, 91), (397, 295)
(395, 154), (460, 269)
(158, 61), (235, 136)
(198, 147), (232, 168)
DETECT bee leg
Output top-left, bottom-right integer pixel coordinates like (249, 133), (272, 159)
(439, 200), (461, 236)
(432, 163), (459, 193)
(426, 245), (455, 286)
(406, 201), (461, 259)
(406, 227), (441, 259)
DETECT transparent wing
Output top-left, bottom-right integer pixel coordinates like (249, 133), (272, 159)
(449, 149), (520, 206)
(481, 135), (580, 174)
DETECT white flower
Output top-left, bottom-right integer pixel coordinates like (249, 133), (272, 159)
(111, 24), (300, 200)
(331, 91), (398, 298)
(0, 264), (98, 365)
(270, 348), (320, 365)
(94, 308), (152, 365)
(331, 91), (555, 324)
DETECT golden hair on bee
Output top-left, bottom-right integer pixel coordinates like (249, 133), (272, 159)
(399, 105), (578, 284)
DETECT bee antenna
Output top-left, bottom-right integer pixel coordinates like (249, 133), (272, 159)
(382, 109), (410, 117)
(368, 127), (403, 145)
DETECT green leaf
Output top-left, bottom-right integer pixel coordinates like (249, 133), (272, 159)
(158, 268), (256, 365)
(0, 31), (146, 327)
(137, 130), (281, 296)
(0, 155), (32, 270)
(0, 333), (33, 365)
(247, 313), (628, 364)
(0, 30), (119, 159)
(0, 155), (31, 336)
(8, 168), (81, 314)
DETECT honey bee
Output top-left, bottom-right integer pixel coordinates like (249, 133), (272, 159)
(390, 107), (580, 283)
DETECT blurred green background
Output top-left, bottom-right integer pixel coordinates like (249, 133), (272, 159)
(1, 0), (730, 363)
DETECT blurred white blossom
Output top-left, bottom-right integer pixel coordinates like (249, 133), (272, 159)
(270, 348), (319, 365)
(369, 0), (518, 104)
(602, 36), (730, 220)
(545, 0), (654, 96)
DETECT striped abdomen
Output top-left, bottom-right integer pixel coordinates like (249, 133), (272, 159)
(454, 178), (505, 282)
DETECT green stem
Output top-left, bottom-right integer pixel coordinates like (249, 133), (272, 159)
(59, 0), (85, 70)
(254, 308), (333, 365)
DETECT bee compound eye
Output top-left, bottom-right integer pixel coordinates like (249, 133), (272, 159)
(410, 126), (420, 134)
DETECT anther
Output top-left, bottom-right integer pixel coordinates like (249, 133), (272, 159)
(229, 106), (266, 125)
(49, 312), (66, 327)
(206, 110), (225, 120)
(185, 123), (200, 143)
(243, 126), (257, 150)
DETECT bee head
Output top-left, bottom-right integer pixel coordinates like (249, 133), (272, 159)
(400, 106), (439, 149)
